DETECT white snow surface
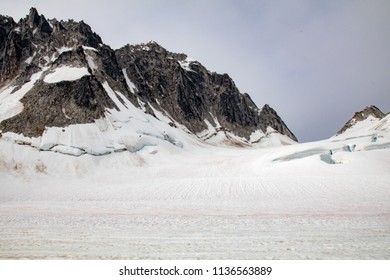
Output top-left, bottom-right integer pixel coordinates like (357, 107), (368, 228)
(43, 66), (90, 83)
(122, 68), (137, 93)
(333, 114), (389, 140)
(0, 70), (45, 122)
(56, 46), (73, 54)
(0, 113), (389, 259)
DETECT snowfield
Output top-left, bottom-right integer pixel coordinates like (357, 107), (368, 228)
(0, 114), (389, 259)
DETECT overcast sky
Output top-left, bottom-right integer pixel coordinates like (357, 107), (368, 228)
(3, 0), (390, 142)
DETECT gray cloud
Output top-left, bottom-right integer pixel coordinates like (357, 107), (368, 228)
(3, 0), (390, 142)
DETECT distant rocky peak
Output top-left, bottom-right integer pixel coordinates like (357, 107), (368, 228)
(357, 105), (386, 120)
(27, 7), (41, 27)
(23, 7), (51, 35)
(337, 105), (386, 135)
(348, 105), (386, 125)
(21, 8), (102, 48)
(259, 104), (298, 142)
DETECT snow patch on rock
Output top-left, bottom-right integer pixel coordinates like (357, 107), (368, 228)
(43, 66), (90, 83)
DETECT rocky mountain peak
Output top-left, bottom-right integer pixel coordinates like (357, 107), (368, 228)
(336, 105), (387, 135)
(27, 7), (41, 27)
(21, 7), (52, 39)
(259, 104), (297, 141)
(0, 8), (297, 155)
(0, 8), (104, 88)
(359, 105), (386, 119)
(116, 41), (297, 142)
(59, 19), (102, 48)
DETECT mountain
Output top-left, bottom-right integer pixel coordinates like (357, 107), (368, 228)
(1, 9), (390, 260)
(115, 42), (297, 142)
(336, 105), (388, 137)
(0, 8), (297, 155)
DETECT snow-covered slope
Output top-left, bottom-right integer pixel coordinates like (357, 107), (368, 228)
(334, 112), (389, 141)
(336, 105), (387, 136)
(0, 110), (389, 259)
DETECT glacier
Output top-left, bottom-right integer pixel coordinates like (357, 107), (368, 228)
(0, 113), (389, 259)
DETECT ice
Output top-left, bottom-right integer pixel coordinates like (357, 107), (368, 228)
(39, 121), (119, 155)
(43, 66), (90, 83)
(51, 145), (86, 156)
(0, 130), (389, 259)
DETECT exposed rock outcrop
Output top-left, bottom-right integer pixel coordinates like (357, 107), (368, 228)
(116, 42), (297, 141)
(336, 105), (387, 135)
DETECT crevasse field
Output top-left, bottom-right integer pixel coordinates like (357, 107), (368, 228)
(0, 113), (389, 259)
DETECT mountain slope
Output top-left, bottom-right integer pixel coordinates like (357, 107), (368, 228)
(336, 105), (387, 136)
(116, 42), (297, 141)
(333, 105), (389, 146)
(0, 8), (296, 155)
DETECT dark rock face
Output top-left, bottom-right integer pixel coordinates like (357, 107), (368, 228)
(116, 42), (298, 141)
(0, 8), (103, 88)
(258, 104), (297, 141)
(0, 8), (130, 137)
(1, 76), (116, 137)
(0, 8), (297, 144)
(336, 105), (387, 135)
